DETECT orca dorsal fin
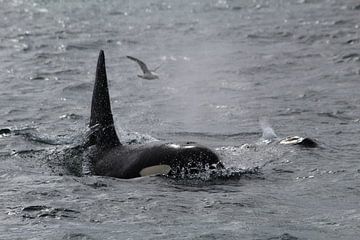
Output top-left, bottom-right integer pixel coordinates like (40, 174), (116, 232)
(89, 50), (121, 148)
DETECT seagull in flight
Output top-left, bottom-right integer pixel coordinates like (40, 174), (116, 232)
(126, 56), (160, 80)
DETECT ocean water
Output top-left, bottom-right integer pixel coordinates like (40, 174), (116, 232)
(0, 0), (359, 239)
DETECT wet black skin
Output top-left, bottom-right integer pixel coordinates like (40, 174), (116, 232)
(92, 142), (221, 179)
(87, 50), (223, 179)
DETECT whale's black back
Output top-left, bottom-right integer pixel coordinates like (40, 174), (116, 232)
(89, 50), (120, 149)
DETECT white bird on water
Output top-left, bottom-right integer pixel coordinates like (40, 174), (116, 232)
(126, 56), (160, 80)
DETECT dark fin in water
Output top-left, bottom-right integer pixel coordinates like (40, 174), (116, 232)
(298, 138), (317, 148)
(88, 50), (121, 149)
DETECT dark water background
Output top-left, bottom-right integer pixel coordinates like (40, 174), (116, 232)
(1, 0), (360, 239)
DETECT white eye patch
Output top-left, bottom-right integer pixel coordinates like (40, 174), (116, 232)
(139, 165), (171, 177)
(279, 136), (304, 145)
(167, 143), (181, 148)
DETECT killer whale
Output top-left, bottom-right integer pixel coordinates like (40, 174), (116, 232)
(86, 50), (223, 179)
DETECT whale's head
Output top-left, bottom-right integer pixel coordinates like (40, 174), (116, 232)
(162, 142), (224, 175)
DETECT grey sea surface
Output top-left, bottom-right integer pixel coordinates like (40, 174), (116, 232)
(0, 0), (359, 239)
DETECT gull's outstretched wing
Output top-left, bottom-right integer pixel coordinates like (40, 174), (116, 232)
(152, 63), (162, 72)
(127, 56), (151, 74)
